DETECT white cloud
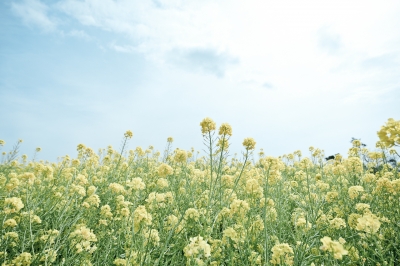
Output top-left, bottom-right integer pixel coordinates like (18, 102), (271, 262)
(11, 0), (57, 32)
(109, 43), (137, 54)
(66, 29), (91, 40)
(167, 47), (238, 77)
(6, 0), (400, 160)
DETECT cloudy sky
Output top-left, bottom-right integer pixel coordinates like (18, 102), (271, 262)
(1, 0), (399, 161)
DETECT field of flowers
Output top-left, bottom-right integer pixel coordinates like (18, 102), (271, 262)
(1, 118), (399, 265)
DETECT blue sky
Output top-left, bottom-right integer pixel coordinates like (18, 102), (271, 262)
(1, 0), (399, 161)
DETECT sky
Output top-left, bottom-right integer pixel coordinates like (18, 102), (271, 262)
(1, 0), (399, 162)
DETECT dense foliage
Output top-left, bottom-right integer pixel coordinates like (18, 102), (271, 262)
(0, 118), (399, 265)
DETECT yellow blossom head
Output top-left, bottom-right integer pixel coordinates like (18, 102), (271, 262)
(200, 117), (216, 134)
(242, 138), (256, 151)
(158, 163), (173, 177)
(124, 130), (133, 139)
(218, 123), (232, 136)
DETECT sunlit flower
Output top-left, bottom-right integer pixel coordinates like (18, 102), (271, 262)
(124, 130), (133, 139)
(158, 163), (173, 177)
(348, 186), (364, 199)
(12, 252), (32, 265)
(184, 208), (200, 221)
(270, 243), (294, 265)
(127, 177), (146, 190)
(218, 123), (232, 136)
(356, 213), (381, 234)
(4, 218), (18, 228)
(320, 236), (348, 260)
(329, 218), (346, 229)
(133, 205), (152, 233)
(174, 149), (187, 163)
(109, 183), (125, 194)
(4, 197), (24, 214)
(144, 229), (160, 246)
(183, 236), (211, 258)
(200, 117), (216, 134)
(242, 138), (256, 151)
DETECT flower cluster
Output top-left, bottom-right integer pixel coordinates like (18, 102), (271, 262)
(0, 117), (398, 265)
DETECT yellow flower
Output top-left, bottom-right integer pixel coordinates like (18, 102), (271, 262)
(200, 117), (216, 134)
(100, 205), (113, 218)
(133, 205), (152, 233)
(245, 178), (262, 195)
(223, 227), (238, 242)
(356, 213), (381, 234)
(167, 136), (174, 143)
(377, 118), (400, 147)
(174, 149), (187, 163)
(84, 194), (100, 208)
(109, 183), (125, 194)
(320, 236), (348, 260)
(295, 217), (312, 231)
(242, 138), (256, 151)
(127, 177), (146, 190)
(325, 191), (338, 203)
(218, 123), (233, 136)
(144, 229), (160, 246)
(183, 236), (211, 258)
(156, 178), (169, 188)
(270, 243), (294, 265)
(329, 218), (346, 229)
(5, 232), (19, 240)
(348, 186), (364, 199)
(19, 172), (36, 185)
(40, 249), (57, 263)
(4, 197), (24, 214)
(124, 130), (133, 139)
(0, 139), (5, 146)
(114, 258), (127, 266)
(184, 208), (200, 221)
(158, 163), (173, 177)
(12, 252), (32, 265)
(4, 218), (18, 228)
(355, 203), (370, 212)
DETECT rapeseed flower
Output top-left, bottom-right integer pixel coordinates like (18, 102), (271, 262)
(124, 130), (133, 139)
(218, 123), (232, 136)
(174, 149), (187, 163)
(144, 229), (160, 246)
(329, 218), (346, 229)
(4, 197), (24, 214)
(183, 236), (211, 258)
(230, 199), (250, 217)
(242, 138), (256, 151)
(184, 208), (200, 221)
(356, 213), (381, 234)
(4, 218), (18, 228)
(109, 183), (125, 194)
(270, 243), (294, 265)
(377, 118), (400, 147)
(12, 252), (32, 265)
(320, 236), (348, 260)
(348, 186), (364, 199)
(200, 117), (216, 134)
(127, 177), (146, 190)
(158, 163), (173, 177)
(133, 205), (152, 233)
